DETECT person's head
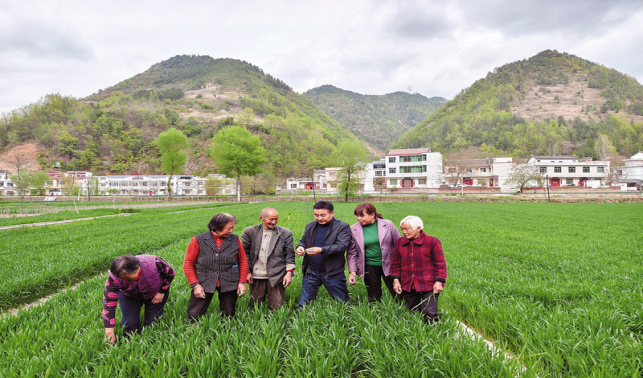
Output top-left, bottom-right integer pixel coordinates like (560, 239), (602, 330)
(353, 203), (383, 226)
(208, 213), (237, 238)
(260, 207), (279, 229)
(110, 255), (141, 280)
(400, 215), (423, 240)
(313, 200), (334, 225)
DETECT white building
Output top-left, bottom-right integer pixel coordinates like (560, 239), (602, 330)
(283, 170), (327, 193)
(0, 169), (17, 195)
(95, 174), (207, 196)
(385, 148), (443, 189)
(527, 155), (610, 188)
(621, 151), (643, 190)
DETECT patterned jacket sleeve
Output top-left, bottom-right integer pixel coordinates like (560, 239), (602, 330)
(155, 256), (176, 293)
(102, 276), (120, 328)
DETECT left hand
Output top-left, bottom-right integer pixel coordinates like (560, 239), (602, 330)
(283, 271), (293, 288)
(151, 292), (165, 304)
(433, 281), (444, 294)
(237, 283), (247, 296)
(305, 247), (322, 256)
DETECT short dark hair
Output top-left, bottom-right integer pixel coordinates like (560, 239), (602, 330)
(354, 203), (383, 219)
(208, 213), (237, 232)
(313, 200), (334, 212)
(110, 255), (140, 278)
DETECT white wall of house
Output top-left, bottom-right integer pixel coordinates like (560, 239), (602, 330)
(526, 156), (610, 188)
(385, 149), (443, 189)
(96, 174), (208, 196)
(622, 151), (643, 185)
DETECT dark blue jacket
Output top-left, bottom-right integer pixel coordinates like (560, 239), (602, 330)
(298, 217), (351, 277)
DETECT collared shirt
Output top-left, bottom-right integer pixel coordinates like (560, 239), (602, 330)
(390, 231), (447, 292)
(252, 228), (274, 279)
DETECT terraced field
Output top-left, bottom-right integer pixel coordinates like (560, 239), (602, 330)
(1, 202), (641, 377)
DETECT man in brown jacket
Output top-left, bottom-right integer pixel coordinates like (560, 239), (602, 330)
(241, 207), (296, 310)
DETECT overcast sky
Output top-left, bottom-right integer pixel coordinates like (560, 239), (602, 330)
(1, 0), (643, 113)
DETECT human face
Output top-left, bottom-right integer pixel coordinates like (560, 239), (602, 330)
(215, 221), (236, 238)
(260, 210), (279, 229)
(119, 268), (141, 281)
(356, 211), (376, 226)
(400, 223), (421, 240)
(313, 209), (334, 225)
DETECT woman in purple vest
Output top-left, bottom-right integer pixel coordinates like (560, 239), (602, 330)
(347, 203), (401, 302)
(102, 254), (175, 344)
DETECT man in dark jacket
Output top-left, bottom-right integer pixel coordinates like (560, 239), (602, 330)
(241, 207), (296, 310)
(296, 201), (352, 307)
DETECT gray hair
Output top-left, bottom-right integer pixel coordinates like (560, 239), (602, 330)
(110, 255), (140, 278)
(400, 215), (423, 231)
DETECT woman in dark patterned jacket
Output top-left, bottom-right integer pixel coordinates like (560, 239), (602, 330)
(390, 215), (447, 322)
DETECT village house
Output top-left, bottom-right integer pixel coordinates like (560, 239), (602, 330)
(385, 148), (443, 189)
(620, 151), (643, 190)
(527, 155), (610, 188)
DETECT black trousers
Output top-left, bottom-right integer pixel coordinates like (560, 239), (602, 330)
(187, 287), (238, 321)
(402, 289), (440, 322)
(119, 290), (169, 337)
(363, 264), (399, 303)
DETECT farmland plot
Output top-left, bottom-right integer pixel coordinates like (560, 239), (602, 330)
(2, 201), (641, 377)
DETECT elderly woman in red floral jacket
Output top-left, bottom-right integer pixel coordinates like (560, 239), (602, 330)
(390, 215), (447, 322)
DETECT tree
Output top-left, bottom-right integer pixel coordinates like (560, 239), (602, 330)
(210, 126), (267, 202)
(156, 128), (188, 200)
(331, 140), (369, 203)
(205, 176), (225, 197)
(1, 150), (34, 200)
(594, 133), (615, 161)
(504, 162), (544, 193)
(24, 171), (50, 195)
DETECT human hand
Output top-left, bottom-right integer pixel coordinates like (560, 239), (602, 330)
(105, 328), (116, 345)
(393, 279), (402, 295)
(247, 273), (254, 284)
(348, 272), (357, 285)
(237, 283), (247, 296)
(151, 292), (165, 304)
(433, 281), (444, 294)
(305, 247), (322, 256)
(283, 271), (293, 288)
(296, 246), (305, 256)
(194, 284), (206, 299)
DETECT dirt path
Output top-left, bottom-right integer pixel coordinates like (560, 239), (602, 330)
(0, 213), (132, 231)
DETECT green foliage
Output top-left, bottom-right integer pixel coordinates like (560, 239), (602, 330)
(395, 50), (643, 157)
(330, 140), (369, 202)
(156, 128), (188, 197)
(305, 85), (446, 150)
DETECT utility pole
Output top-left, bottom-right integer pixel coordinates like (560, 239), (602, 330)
(546, 174), (551, 202)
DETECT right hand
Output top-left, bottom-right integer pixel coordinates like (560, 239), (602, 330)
(348, 272), (357, 285)
(105, 328), (116, 345)
(296, 246), (305, 256)
(247, 273), (254, 284)
(194, 284), (206, 299)
(393, 279), (402, 295)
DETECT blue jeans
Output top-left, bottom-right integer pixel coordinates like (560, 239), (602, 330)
(298, 269), (350, 307)
(119, 291), (168, 337)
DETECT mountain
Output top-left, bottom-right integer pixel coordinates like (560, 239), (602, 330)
(394, 50), (643, 159)
(0, 55), (364, 192)
(304, 85), (446, 151)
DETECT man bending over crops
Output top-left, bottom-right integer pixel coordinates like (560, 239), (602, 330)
(103, 254), (175, 344)
(296, 201), (352, 307)
(241, 207), (296, 310)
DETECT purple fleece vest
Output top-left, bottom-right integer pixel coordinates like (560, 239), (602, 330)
(108, 255), (163, 300)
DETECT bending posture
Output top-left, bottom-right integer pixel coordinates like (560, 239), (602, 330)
(102, 254), (175, 344)
(347, 203), (401, 302)
(390, 216), (447, 322)
(296, 201), (352, 307)
(241, 207), (296, 310)
(183, 213), (248, 320)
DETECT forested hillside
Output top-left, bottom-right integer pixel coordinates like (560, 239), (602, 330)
(394, 50), (643, 159)
(0, 55), (364, 190)
(304, 85), (446, 151)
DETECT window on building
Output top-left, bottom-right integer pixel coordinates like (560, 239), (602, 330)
(597, 167), (604, 173)
(389, 168), (396, 174)
(568, 167), (576, 173)
(142, 182), (148, 187)
(399, 165), (427, 173)
(540, 167), (547, 173)
(290, 184), (296, 188)
(388, 157), (396, 163)
(583, 167), (590, 173)
(554, 167), (561, 173)
(480, 168), (486, 172)
(132, 182), (138, 187)
(399, 154), (427, 162)
(566, 179), (573, 185)
(418, 179), (426, 185)
(389, 179), (397, 186)
(184, 182), (191, 187)
(375, 171), (383, 177)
